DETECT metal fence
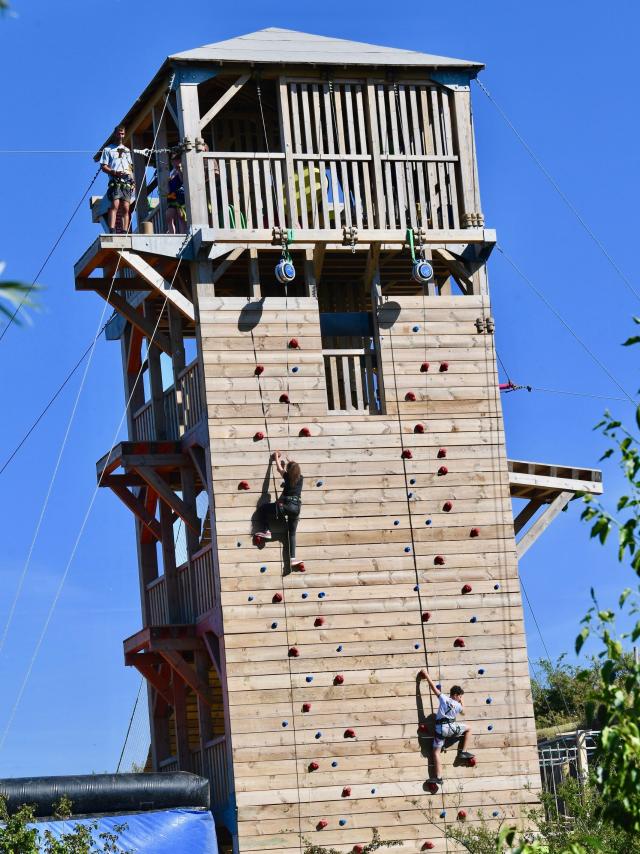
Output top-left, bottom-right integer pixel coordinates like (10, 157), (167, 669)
(538, 730), (599, 816)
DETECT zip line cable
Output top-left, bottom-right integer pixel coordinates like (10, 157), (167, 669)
(475, 78), (640, 304)
(496, 245), (637, 406)
(0, 164), (103, 341)
(0, 233), (188, 752)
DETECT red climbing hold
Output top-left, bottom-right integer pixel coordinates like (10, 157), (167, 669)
(279, 393), (290, 404)
(468, 756), (477, 767)
(414, 423), (425, 434)
(309, 761), (319, 772)
(434, 555), (445, 566)
(438, 465), (448, 476)
(302, 702), (311, 713)
(405, 391), (417, 401)
(288, 338), (300, 349)
(458, 810), (467, 821)
(421, 611), (432, 622)
(292, 561), (306, 572)
(353, 846), (364, 854)
(401, 449), (413, 459)
(272, 592), (283, 603)
(299, 427), (311, 437)
(314, 617), (325, 627)
(422, 843), (435, 851)
(253, 431), (265, 441)
(253, 535), (265, 547)
(454, 637), (466, 648)
(334, 674), (345, 685)
(470, 527), (480, 537)
(317, 820), (328, 830)
(442, 500), (453, 512)
(254, 364), (265, 375)
(344, 728), (356, 738)
(342, 786), (352, 798)
(288, 647), (300, 657)
(418, 723), (429, 734)
(426, 781), (438, 794)
(420, 362), (430, 372)
(461, 584), (472, 594)
(238, 480), (250, 490)
(437, 448), (447, 458)
(440, 362), (449, 372)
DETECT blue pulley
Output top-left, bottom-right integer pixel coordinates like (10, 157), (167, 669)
(275, 258), (296, 284)
(412, 259), (434, 283)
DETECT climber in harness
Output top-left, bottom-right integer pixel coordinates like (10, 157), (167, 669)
(419, 668), (474, 784)
(99, 125), (148, 233)
(254, 450), (304, 569)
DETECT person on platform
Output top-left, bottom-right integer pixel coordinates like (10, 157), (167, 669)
(419, 668), (474, 784)
(166, 152), (186, 234)
(99, 126), (148, 234)
(255, 450), (304, 569)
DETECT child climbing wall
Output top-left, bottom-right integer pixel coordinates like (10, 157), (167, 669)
(199, 289), (540, 853)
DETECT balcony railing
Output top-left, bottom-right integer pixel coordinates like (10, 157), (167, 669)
(144, 544), (215, 626)
(324, 348), (380, 414)
(131, 360), (203, 441)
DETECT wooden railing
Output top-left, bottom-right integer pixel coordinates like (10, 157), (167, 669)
(324, 349), (379, 414)
(178, 361), (204, 434)
(144, 545), (215, 627)
(131, 359), (203, 441)
(158, 756), (179, 773)
(160, 737), (229, 806)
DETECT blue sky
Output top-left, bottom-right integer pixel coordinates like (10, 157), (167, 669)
(0, 0), (638, 776)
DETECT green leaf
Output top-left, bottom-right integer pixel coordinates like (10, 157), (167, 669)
(576, 627), (590, 654)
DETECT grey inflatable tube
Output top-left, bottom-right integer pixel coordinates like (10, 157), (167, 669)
(0, 772), (210, 818)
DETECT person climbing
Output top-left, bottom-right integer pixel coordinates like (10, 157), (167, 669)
(254, 450), (304, 568)
(166, 151), (186, 234)
(99, 125), (148, 233)
(419, 668), (474, 784)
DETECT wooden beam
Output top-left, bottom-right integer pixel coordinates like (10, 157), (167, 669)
(199, 73), (250, 131)
(93, 286), (173, 356)
(109, 484), (162, 541)
(517, 491), (573, 558)
(132, 658), (174, 707)
(134, 466), (201, 534)
(212, 247), (244, 284)
(433, 247), (473, 293)
(304, 248), (317, 298)
(313, 243), (326, 282)
(160, 649), (214, 706)
(118, 251), (195, 322)
(248, 248), (261, 299)
(513, 499), (544, 536)
(363, 241), (381, 287)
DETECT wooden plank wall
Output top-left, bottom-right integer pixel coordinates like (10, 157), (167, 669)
(199, 292), (540, 853)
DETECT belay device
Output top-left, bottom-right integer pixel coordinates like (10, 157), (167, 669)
(407, 228), (434, 284)
(275, 229), (296, 284)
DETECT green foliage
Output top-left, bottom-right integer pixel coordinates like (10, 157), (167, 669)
(531, 657), (600, 731)
(302, 828), (403, 854)
(0, 796), (131, 853)
(0, 263), (40, 325)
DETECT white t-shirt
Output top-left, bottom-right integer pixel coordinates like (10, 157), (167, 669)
(436, 694), (462, 722)
(100, 144), (134, 178)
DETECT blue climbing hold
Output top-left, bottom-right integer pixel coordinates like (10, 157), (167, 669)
(492, 811), (499, 818)
(316, 480), (324, 487)
(404, 546), (412, 553)
(292, 366), (299, 373)
(486, 697), (493, 704)
(487, 725), (494, 731)
(236, 541), (241, 548)
(470, 616), (477, 623)
(302, 592), (308, 599)
(339, 819), (347, 827)
(318, 591), (326, 599)
(440, 810), (446, 818)
(478, 668), (485, 675)
(425, 519), (432, 525)
(436, 683), (441, 690)
(315, 731), (322, 739)
(371, 788), (376, 794)
(413, 325), (420, 332)
(260, 566), (267, 573)
(409, 478), (416, 485)
(332, 761), (338, 768)
(336, 645), (343, 652)
(248, 595), (254, 602)
(306, 675), (314, 683)
(494, 583), (500, 590)
(414, 585), (419, 592)
(407, 491), (414, 498)
(271, 622), (278, 629)
(282, 721), (288, 727)
(414, 643), (420, 650)
(394, 520), (400, 526)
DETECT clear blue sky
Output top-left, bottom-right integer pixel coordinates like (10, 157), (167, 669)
(0, 0), (638, 777)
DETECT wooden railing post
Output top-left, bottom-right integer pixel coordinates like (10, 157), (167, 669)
(451, 86), (484, 228)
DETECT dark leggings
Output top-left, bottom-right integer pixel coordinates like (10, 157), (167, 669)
(257, 502), (300, 558)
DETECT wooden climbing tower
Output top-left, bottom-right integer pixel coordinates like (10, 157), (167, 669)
(75, 29), (604, 853)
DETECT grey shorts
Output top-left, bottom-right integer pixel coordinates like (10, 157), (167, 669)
(108, 179), (135, 204)
(434, 720), (466, 749)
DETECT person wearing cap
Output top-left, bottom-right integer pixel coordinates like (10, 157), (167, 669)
(419, 668), (474, 784)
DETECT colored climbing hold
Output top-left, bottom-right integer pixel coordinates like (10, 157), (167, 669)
(315, 731), (322, 739)
(317, 820), (328, 830)
(339, 819), (347, 827)
(302, 592), (308, 599)
(314, 616), (325, 627)
(334, 674), (345, 685)
(288, 647), (300, 657)
(401, 449), (413, 459)
(458, 810), (467, 821)
(421, 611), (431, 622)
(248, 595), (254, 602)
(434, 555), (445, 565)
(294, 562), (306, 572)
(279, 393), (290, 404)
(478, 668), (485, 675)
(254, 364), (264, 375)
(316, 480), (324, 487)
(494, 583), (500, 590)
(413, 584), (419, 591)
(488, 725), (494, 731)
(299, 426), (311, 437)
(414, 423), (425, 434)
(443, 500), (453, 512)
(425, 519), (432, 525)
(486, 697), (493, 704)
(492, 811), (499, 817)
(436, 683), (441, 690)
(289, 338), (300, 349)
(405, 546), (412, 553)
(440, 810), (447, 818)
(238, 480), (250, 490)
(344, 728), (356, 739)
(236, 541), (242, 548)
(282, 721), (288, 727)
(302, 703), (311, 713)
(470, 527), (480, 537)
(418, 723), (429, 734)
(260, 566), (267, 573)
(342, 787), (351, 798)
(309, 761), (319, 771)
(468, 756), (477, 767)
(462, 584), (473, 594)
(394, 520), (400, 526)
(306, 676), (314, 683)
(354, 846), (364, 854)
(253, 431), (265, 441)
(332, 761), (338, 768)
(437, 448), (447, 458)
(405, 391), (417, 401)
(454, 637), (466, 648)
(336, 645), (343, 652)
(318, 591), (326, 598)
(410, 478), (416, 485)
(426, 781), (438, 794)
(420, 362), (430, 372)
(440, 362), (449, 372)
(272, 592), (283, 603)
(437, 465), (448, 476)
(291, 365), (299, 373)
(422, 843), (435, 851)
(412, 325), (420, 332)
(408, 491), (414, 498)
(271, 622), (278, 629)
(470, 616), (477, 623)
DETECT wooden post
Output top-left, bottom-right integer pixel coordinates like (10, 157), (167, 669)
(144, 303), (168, 440)
(152, 105), (170, 233)
(451, 87), (484, 228)
(176, 82), (209, 226)
(248, 248), (261, 299)
(195, 650), (214, 774)
(370, 265), (386, 414)
(168, 307), (186, 436)
(277, 78), (298, 228)
(172, 677), (192, 771)
(131, 131), (150, 230)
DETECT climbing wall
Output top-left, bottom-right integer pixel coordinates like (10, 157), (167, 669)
(199, 291), (540, 853)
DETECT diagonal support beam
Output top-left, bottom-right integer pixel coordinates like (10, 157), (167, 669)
(130, 657), (174, 707)
(160, 649), (213, 705)
(513, 499), (544, 535)
(134, 466), (201, 534)
(94, 286), (173, 355)
(108, 484), (162, 541)
(517, 491), (573, 559)
(199, 73), (250, 132)
(433, 247), (474, 294)
(211, 247), (244, 281)
(118, 250), (195, 322)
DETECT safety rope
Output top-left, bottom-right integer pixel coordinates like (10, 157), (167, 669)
(256, 79), (283, 229)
